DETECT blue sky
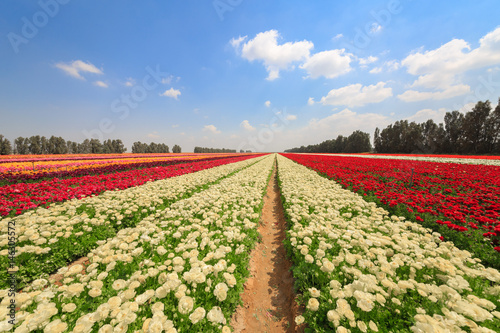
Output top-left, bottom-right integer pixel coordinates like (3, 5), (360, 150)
(1, 0), (500, 152)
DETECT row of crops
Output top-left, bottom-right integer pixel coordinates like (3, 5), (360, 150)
(0, 153), (499, 332)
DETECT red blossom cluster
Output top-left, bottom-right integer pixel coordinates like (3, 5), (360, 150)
(282, 153), (500, 251)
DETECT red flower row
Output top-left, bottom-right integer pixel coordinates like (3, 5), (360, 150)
(0, 155), (263, 217)
(281, 153), (500, 250)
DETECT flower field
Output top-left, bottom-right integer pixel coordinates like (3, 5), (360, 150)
(282, 153), (500, 269)
(0, 153), (245, 183)
(1, 152), (500, 332)
(1, 154), (273, 332)
(334, 153), (500, 167)
(0, 154), (262, 217)
(277, 154), (500, 332)
(0, 154), (266, 289)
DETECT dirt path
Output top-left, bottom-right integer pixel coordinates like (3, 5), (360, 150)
(231, 162), (303, 333)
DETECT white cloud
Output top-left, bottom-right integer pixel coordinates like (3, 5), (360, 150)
(332, 33), (343, 41)
(308, 97), (315, 105)
(359, 56), (378, 67)
(300, 49), (353, 79)
(399, 27), (500, 101)
(148, 131), (160, 139)
(55, 60), (103, 80)
(320, 82), (393, 107)
(405, 108), (448, 123)
(306, 109), (389, 134)
(125, 78), (135, 87)
(240, 120), (256, 131)
(172, 124), (179, 128)
(370, 23), (382, 34)
(369, 60), (400, 74)
(161, 75), (175, 85)
(93, 80), (108, 88)
(265, 100), (271, 107)
(203, 125), (221, 134)
(230, 35), (247, 49)
(160, 88), (181, 100)
(286, 114), (297, 121)
(397, 84), (471, 102)
(271, 108), (391, 151)
(236, 30), (314, 80)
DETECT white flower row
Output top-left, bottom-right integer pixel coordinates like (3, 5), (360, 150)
(0, 154), (275, 333)
(277, 154), (500, 332)
(0, 156), (266, 256)
(331, 153), (500, 166)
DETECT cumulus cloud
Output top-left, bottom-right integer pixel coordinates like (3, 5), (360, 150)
(55, 60), (103, 80)
(399, 27), (500, 101)
(161, 75), (175, 85)
(320, 82), (393, 107)
(148, 131), (160, 138)
(93, 81), (108, 88)
(397, 84), (470, 102)
(307, 97), (315, 105)
(405, 108), (448, 123)
(265, 100), (271, 107)
(160, 88), (181, 100)
(300, 49), (353, 79)
(370, 23), (382, 34)
(240, 120), (256, 131)
(234, 30), (314, 80)
(269, 108), (391, 151)
(332, 33), (343, 41)
(369, 60), (400, 74)
(286, 114), (297, 121)
(230, 35), (247, 49)
(203, 125), (221, 134)
(124, 78), (135, 87)
(359, 56), (378, 67)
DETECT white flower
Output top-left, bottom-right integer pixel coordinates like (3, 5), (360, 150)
(88, 288), (101, 298)
(178, 296), (194, 315)
(295, 315), (305, 325)
(44, 319), (67, 333)
(207, 306), (226, 324)
(307, 298), (319, 311)
(112, 279), (127, 290)
(214, 282), (229, 302)
(369, 320), (378, 332)
(66, 283), (84, 297)
(62, 303), (77, 313)
(189, 307), (206, 324)
(308, 287), (321, 298)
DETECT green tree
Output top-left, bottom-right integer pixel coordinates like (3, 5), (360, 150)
(172, 144), (182, 153)
(89, 139), (102, 154)
(14, 137), (28, 154)
(0, 135), (12, 155)
(444, 110), (465, 153)
(462, 100), (492, 154)
(345, 130), (372, 153)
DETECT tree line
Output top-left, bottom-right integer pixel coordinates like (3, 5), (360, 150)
(193, 147), (238, 153)
(0, 135), (184, 155)
(131, 142), (181, 154)
(374, 99), (500, 154)
(285, 130), (372, 153)
(0, 136), (127, 155)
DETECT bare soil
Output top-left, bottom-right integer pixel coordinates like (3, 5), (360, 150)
(231, 163), (304, 333)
